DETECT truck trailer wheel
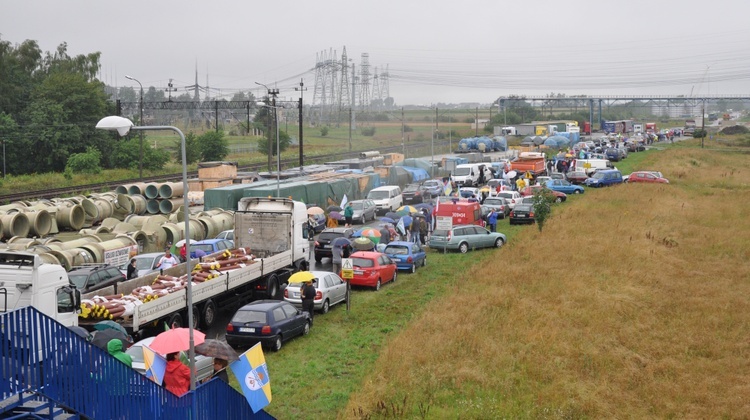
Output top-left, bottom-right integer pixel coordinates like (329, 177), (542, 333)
(201, 300), (217, 329)
(191, 306), (201, 330)
(167, 313), (183, 328)
(266, 274), (280, 300)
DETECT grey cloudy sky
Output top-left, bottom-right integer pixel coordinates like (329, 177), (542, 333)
(2, 0), (749, 105)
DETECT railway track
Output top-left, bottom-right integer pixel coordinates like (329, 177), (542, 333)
(0, 140), (451, 204)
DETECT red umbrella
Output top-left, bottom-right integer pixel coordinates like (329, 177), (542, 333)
(149, 327), (205, 355)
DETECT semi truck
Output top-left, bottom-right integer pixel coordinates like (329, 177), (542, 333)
(2, 197), (310, 336)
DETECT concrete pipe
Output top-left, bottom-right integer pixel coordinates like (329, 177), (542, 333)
(159, 198), (183, 214)
(0, 202), (27, 212)
(115, 185), (130, 194)
(158, 182), (184, 199)
(112, 222), (137, 233)
(6, 237), (40, 250)
(1, 212), (29, 239)
(123, 230), (149, 254)
(44, 234), (101, 251)
(144, 183), (160, 199)
(23, 209), (53, 237)
(35, 252), (63, 266)
(146, 199), (161, 214)
(91, 198), (114, 223)
(128, 183), (148, 196)
(54, 202), (85, 231)
(197, 216), (219, 239)
(128, 194), (148, 215)
(188, 218), (206, 241)
(101, 217), (121, 231)
(40, 237), (63, 246)
(48, 249), (93, 271)
(125, 214), (168, 230)
(161, 223), (184, 246)
(96, 192), (132, 220)
(76, 198), (99, 228)
(211, 211), (235, 232)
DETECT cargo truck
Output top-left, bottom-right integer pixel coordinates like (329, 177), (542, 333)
(84, 197), (309, 335)
(510, 152), (547, 176)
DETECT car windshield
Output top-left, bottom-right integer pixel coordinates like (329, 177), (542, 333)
(135, 258), (156, 270)
(319, 232), (342, 241)
(233, 310), (267, 324)
(191, 244), (214, 253)
(384, 245), (409, 255)
(350, 202), (364, 209)
(454, 168), (471, 176)
(403, 185), (419, 193)
(352, 258), (375, 268)
(592, 172), (606, 179)
(483, 199), (504, 206)
(368, 191), (389, 200)
(423, 181), (440, 188)
(497, 193), (514, 199)
(68, 274), (88, 289)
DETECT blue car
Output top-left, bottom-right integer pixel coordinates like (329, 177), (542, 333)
(584, 169), (624, 188)
(190, 238), (234, 255)
(226, 300), (311, 351)
(383, 241), (427, 273)
(545, 179), (584, 195)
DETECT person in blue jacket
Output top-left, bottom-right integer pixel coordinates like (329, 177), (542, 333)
(487, 209), (498, 232)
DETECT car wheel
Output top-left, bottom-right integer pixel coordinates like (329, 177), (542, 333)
(375, 279), (381, 291)
(315, 254), (322, 263)
(458, 242), (469, 253)
(494, 238), (505, 248)
(574, 189), (581, 194)
(321, 299), (330, 314)
(303, 321), (311, 335)
(360, 215), (366, 224)
(422, 257), (427, 267)
(392, 271), (397, 282)
(272, 336), (282, 352)
(555, 197), (562, 203)
(410, 264), (416, 274)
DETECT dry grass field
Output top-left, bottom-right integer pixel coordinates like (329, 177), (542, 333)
(345, 147), (750, 418)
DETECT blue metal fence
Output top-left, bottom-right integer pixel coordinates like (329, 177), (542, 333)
(0, 307), (273, 419)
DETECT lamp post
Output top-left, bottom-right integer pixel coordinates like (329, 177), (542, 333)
(125, 75), (144, 179)
(95, 116), (197, 394)
(257, 102), (281, 197)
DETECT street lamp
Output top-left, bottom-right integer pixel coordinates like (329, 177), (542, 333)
(125, 75), (144, 179)
(257, 102), (281, 197)
(95, 116), (197, 392)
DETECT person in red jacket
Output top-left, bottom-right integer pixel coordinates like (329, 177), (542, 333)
(164, 352), (191, 396)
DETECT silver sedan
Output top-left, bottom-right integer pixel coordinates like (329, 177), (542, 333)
(283, 270), (347, 314)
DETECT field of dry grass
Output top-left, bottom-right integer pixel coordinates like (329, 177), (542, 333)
(345, 147), (750, 418)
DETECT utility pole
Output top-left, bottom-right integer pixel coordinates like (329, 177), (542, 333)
(350, 64), (356, 151)
(295, 79), (307, 170)
(256, 82), (279, 171)
(125, 75), (144, 179)
(475, 106), (479, 136)
(401, 107), (405, 156)
(701, 99), (706, 149)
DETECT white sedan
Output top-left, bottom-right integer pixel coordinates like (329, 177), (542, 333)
(495, 191), (524, 209)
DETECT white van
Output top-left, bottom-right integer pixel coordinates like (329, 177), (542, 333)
(451, 163), (493, 187)
(571, 158), (615, 175)
(367, 185), (403, 213)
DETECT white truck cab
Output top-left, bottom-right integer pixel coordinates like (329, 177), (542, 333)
(0, 251), (80, 327)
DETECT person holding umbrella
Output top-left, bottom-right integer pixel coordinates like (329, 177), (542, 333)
(203, 358), (229, 384)
(300, 278), (316, 327)
(164, 352), (191, 396)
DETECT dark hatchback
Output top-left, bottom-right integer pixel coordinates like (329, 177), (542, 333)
(402, 183), (432, 205)
(226, 300), (311, 351)
(509, 198), (536, 225)
(68, 264), (126, 294)
(314, 227), (354, 262)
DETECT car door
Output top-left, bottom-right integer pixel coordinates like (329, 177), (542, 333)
(326, 274), (347, 306)
(411, 243), (426, 265)
(378, 255), (395, 283)
(275, 305), (298, 339)
(280, 303), (306, 338)
(471, 226), (492, 248)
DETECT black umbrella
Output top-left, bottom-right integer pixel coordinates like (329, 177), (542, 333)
(90, 328), (132, 351)
(385, 211), (399, 220)
(195, 339), (239, 361)
(67, 326), (92, 341)
(327, 205), (342, 212)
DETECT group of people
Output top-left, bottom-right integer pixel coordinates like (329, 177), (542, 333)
(107, 337), (230, 398)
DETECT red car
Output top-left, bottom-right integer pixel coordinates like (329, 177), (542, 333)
(627, 171), (669, 184)
(520, 185), (567, 203)
(344, 251), (397, 291)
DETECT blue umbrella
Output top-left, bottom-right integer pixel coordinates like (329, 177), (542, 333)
(413, 203), (433, 211)
(379, 217), (396, 224)
(350, 230), (362, 238)
(401, 215), (413, 227)
(385, 211), (399, 220)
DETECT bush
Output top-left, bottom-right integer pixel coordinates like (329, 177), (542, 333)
(693, 129), (708, 139)
(361, 127), (376, 136)
(719, 125), (749, 135)
(403, 124), (413, 133)
(197, 131), (229, 161)
(320, 126), (329, 136)
(65, 147), (102, 174)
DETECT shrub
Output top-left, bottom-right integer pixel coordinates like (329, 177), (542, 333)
(65, 147), (102, 174)
(361, 127), (376, 136)
(320, 126), (329, 136)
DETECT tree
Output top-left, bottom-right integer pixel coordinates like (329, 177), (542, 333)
(197, 131), (229, 162)
(256, 130), (291, 158)
(175, 132), (201, 165)
(693, 129), (707, 139)
(65, 146), (102, 174)
(531, 188), (555, 233)
(111, 136), (170, 171)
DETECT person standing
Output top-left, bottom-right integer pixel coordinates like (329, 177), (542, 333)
(487, 209), (498, 232)
(300, 279), (316, 326)
(156, 249), (179, 271)
(419, 217), (428, 245)
(343, 202), (354, 228)
(126, 258), (138, 280)
(410, 217), (421, 245)
(202, 358), (229, 384)
(107, 339), (132, 367)
(164, 352), (191, 396)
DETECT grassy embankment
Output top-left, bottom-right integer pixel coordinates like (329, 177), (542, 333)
(251, 139), (750, 418)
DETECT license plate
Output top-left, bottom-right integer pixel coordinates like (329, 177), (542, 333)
(293, 292), (300, 298)
(517, 214), (526, 217)
(239, 327), (255, 333)
(354, 270), (363, 275)
(323, 245), (331, 249)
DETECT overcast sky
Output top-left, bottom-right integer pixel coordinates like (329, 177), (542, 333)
(2, 0), (749, 106)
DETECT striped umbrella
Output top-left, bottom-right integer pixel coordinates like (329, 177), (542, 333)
(359, 228), (382, 245)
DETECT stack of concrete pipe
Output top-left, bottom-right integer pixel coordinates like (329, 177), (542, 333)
(3, 233), (137, 271)
(117, 181), (186, 215)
